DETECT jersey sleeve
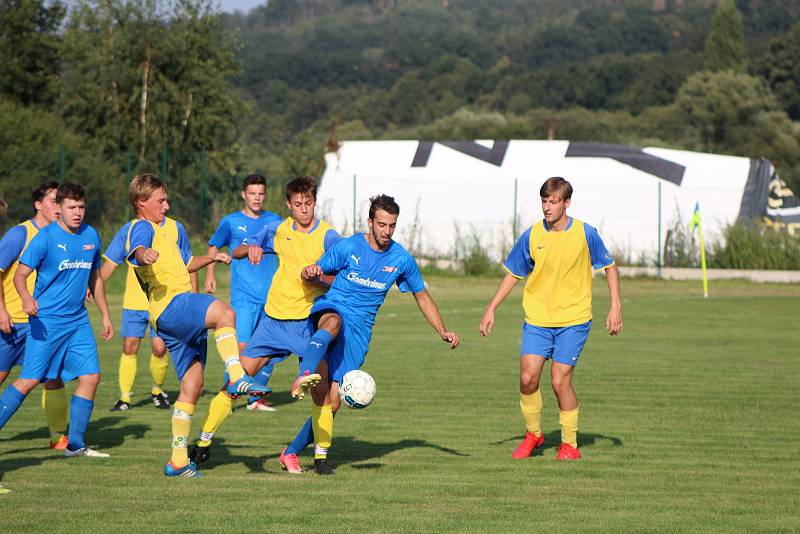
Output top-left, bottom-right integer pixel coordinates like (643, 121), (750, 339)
(0, 226), (27, 271)
(584, 224), (615, 270)
(317, 239), (350, 273)
(396, 254), (425, 294)
(323, 228), (341, 251)
(127, 221), (155, 266)
(245, 220), (280, 253)
(208, 217), (231, 249)
(503, 227), (533, 278)
(176, 222), (193, 265)
(19, 230), (47, 271)
(102, 224), (128, 265)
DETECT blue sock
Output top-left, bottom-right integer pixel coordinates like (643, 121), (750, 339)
(247, 364), (273, 406)
(286, 416), (314, 455)
(300, 330), (334, 375)
(0, 385), (27, 430)
(67, 395), (94, 451)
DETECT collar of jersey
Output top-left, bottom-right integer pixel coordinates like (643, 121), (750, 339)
(292, 219), (320, 233)
(543, 217), (573, 233)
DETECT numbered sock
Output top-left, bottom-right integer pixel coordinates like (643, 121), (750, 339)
(215, 327), (244, 381)
(149, 353), (169, 395)
(67, 395), (94, 451)
(42, 386), (69, 443)
(198, 392), (235, 447)
(300, 330), (334, 376)
(287, 416), (314, 455)
(519, 390), (543, 436)
(311, 404), (334, 460)
(171, 401), (195, 467)
(559, 406), (580, 447)
(0, 385), (26, 430)
(118, 353), (137, 403)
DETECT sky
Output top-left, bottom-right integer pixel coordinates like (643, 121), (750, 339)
(217, 0), (265, 13)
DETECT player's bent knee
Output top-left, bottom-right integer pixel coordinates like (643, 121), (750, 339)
(13, 378), (40, 395)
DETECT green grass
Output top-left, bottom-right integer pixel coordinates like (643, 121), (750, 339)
(1, 276), (799, 532)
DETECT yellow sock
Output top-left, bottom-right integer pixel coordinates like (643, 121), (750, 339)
(41, 387), (68, 442)
(311, 404), (334, 459)
(215, 327), (244, 381)
(519, 390), (543, 436)
(559, 406), (580, 447)
(149, 353), (169, 395)
(118, 353), (137, 402)
(197, 391), (235, 447)
(171, 401), (195, 467)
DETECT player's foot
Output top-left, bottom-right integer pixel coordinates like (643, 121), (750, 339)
(225, 375), (270, 398)
(110, 399), (131, 412)
(280, 448), (303, 474)
(556, 443), (581, 461)
(49, 435), (69, 450)
(247, 398), (277, 412)
(313, 458), (335, 475)
(189, 444), (211, 467)
(164, 461), (204, 478)
(64, 447), (110, 458)
(151, 392), (170, 409)
(291, 371), (321, 400)
(512, 431), (545, 459)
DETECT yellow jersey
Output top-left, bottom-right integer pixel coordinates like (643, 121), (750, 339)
(0, 220), (40, 323)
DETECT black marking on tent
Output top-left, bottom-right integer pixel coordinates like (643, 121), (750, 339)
(565, 142), (686, 186)
(411, 141), (509, 168)
(740, 158), (800, 223)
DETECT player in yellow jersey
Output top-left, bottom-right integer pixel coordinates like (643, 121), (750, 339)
(480, 177), (623, 461)
(189, 176), (339, 470)
(0, 182), (69, 450)
(124, 174), (270, 478)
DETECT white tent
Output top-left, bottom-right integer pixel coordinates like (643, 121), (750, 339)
(318, 140), (798, 262)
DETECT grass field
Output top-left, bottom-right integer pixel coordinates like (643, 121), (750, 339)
(1, 276), (798, 532)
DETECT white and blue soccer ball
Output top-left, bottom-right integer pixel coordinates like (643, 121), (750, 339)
(338, 370), (376, 409)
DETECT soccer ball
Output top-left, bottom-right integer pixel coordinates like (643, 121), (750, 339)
(338, 370), (376, 409)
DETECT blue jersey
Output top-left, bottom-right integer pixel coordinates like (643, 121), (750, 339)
(19, 222), (101, 326)
(209, 211), (282, 304)
(312, 234), (425, 328)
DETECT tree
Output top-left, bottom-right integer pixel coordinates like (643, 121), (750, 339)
(755, 22), (800, 120)
(704, 0), (745, 72)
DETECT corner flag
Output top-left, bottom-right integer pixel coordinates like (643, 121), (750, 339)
(688, 202), (708, 298)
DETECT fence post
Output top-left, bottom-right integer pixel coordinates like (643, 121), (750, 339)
(353, 174), (357, 235)
(513, 177), (519, 242)
(657, 180), (662, 277)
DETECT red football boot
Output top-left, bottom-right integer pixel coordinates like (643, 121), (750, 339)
(512, 431), (544, 459)
(556, 443), (581, 460)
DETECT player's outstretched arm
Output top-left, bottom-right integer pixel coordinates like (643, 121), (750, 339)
(604, 264), (623, 336)
(479, 272), (519, 337)
(88, 269), (114, 341)
(204, 245), (219, 293)
(187, 252), (231, 273)
(12, 263), (38, 317)
(412, 289), (459, 349)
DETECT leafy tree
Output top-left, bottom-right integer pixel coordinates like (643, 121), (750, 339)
(704, 0), (745, 72)
(755, 22), (800, 120)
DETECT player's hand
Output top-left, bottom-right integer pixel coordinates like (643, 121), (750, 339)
(606, 305), (623, 336)
(140, 248), (159, 265)
(479, 310), (495, 337)
(302, 264), (323, 281)
(22, 296), (38, 317)
(205, 277), (217, 294)
(247, 244), (263, 265)
(85, 288), (94, 303)
(0, 309), (13, 334)
(441, 331), (459, 349)
(101, 315), (114, 341)
(213, 253), (231, 265)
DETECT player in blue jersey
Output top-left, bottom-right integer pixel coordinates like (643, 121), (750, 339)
(0, 182), (70, 450)
(287, 194), (460, 475)
(0, 183), (114, 458)
(204, 174), (283, 412)
(480, 177), (622, 461)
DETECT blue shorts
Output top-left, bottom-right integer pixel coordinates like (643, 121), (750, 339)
(241, 315), (310, 360)
(156, 293), (215, 381)
(120, 308), (157, 339)
(520, 321), (591, 367)
(20, 317), (99, 381)
(0, 322), (29, 372)
(311, 305), (372, 383)
(232, 300), (266, 344)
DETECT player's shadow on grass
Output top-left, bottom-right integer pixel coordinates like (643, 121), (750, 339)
(492, 431), (623, 454)
(198, 435), (469, 474)
(0, 416), (150, 480)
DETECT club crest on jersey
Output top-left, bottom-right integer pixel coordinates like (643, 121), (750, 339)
(82, 243), (95, 250)
(382, 265), (397, 273)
